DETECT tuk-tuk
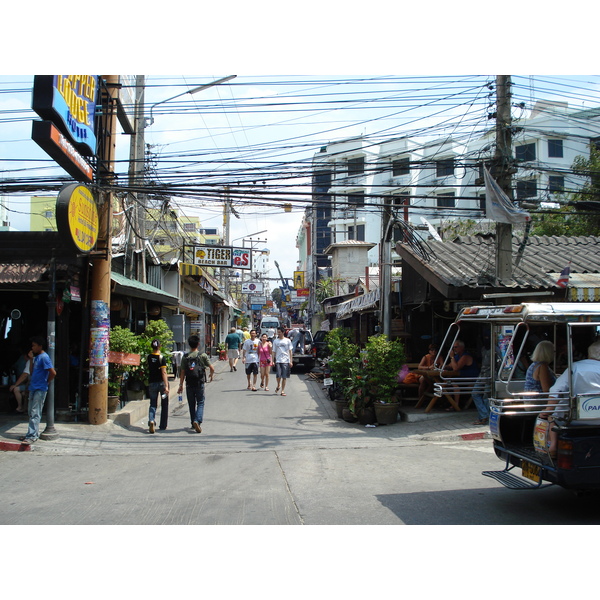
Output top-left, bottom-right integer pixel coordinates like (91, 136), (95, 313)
(435, 302), (600, 493)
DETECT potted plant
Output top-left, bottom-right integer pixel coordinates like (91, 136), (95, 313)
(364, 334), (406, 424)
(218, 342), (227, 361)
(108, 325), (139, 410)
(325, 328), (361, 418)
(345, 365), (376, 424)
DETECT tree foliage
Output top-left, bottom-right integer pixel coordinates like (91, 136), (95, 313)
(532, 145), (600, 237)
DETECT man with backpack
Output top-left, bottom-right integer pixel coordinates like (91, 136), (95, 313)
(177, 335), (214, 433)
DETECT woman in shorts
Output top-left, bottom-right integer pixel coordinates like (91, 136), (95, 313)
(258, 333), (273, 391)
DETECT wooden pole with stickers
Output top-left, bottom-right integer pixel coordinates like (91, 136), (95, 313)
(88, 75), (118, 425)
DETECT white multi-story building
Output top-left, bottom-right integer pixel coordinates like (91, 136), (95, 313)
(305, 101), (600, 274)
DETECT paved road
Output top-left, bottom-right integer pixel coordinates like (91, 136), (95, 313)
(1, 362), (598, 525)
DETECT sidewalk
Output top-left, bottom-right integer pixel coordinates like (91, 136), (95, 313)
(0, 363), (491, 452)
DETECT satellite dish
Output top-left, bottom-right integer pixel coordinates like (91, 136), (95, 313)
(420, 217), (442, 242)
(10, 309), (21, 320)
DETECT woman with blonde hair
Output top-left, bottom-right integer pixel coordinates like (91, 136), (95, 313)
(525, 340), (556, 394)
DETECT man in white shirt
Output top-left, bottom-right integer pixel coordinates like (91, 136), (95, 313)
(272, 327), (293, 396)
(543, 340), (600, 456)
(241, 329), (260, 391)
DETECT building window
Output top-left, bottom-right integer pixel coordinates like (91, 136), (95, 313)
(516, 180), (537, 199)
(548, 139), (563, 158)
(183, 223), (196, 232)
(437, 192), (455, 208)
(348, 224), (365, 241)
(549, 175), (564, 193)
(348, 192), (365, 206)
(347, 157), (364, 176)
(479, 193), (486, 211)
(436, 158), (454, 177)
(392, 157), (410, 176)
(516, 143), (536, 162)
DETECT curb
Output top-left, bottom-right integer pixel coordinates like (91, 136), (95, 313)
(418, 430), (492, 442)
(0, 440), (32, 452)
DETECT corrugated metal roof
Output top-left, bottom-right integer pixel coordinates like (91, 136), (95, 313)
(397, 234), (600, 291)
(0, 262), (68, 283)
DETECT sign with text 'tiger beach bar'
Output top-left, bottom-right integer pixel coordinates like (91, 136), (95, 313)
(193, 246), (252, 270)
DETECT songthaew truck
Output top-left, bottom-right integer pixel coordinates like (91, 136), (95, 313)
(434, 302), (600, 493)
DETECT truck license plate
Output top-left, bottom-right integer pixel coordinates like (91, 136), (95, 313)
(522, 460), (541, 484)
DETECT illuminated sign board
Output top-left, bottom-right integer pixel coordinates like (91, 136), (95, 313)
(32, 120), (94, 182)
(55, 183), (99, 254)
(193, 246), (252, 270)
(32, 75), (98, 156)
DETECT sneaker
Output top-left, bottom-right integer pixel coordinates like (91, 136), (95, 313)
(21, 437), (35, 445)
(193, 421), (202, 433)
(149, 421), (155, 434)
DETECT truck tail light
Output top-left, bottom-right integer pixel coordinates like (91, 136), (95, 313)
(557, 440), (573, 470)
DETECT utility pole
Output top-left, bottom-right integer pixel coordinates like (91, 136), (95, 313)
(380, 197), (392, 337)
(495, 75), (513, 281)
(128, 75), (146, 283)
(88, 75), (118, 425)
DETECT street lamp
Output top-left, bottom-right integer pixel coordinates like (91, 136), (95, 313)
(145, 74), (237, 127)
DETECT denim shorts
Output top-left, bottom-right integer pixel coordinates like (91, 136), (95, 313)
(276, 363), (291, 379)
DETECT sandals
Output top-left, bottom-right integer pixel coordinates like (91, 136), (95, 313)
(265, 387), (269, 391)
(473, 418), (489, 425)
(252, 387), (257, 392)
(275, 386), (280, 392)
(281, 392), (286, 396)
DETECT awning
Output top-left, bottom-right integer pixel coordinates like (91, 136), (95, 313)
(336, 288), (380, 319)
(179, 262), (220, 291)
(561, 274), (600, 302)
(111, 272), (179, 306)
(0, 262), (68, 284)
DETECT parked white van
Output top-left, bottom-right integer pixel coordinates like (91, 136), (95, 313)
(259, 317), (280, 340)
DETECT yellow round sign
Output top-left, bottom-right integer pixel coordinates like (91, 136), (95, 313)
(56, 183), (99, 253)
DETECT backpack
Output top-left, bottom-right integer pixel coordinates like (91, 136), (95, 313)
(185, 352), (207, 384)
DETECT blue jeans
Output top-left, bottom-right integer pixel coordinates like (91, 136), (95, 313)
(471, 378), (490, 420)
(186, 384), (205, 425)
(26, 389), (48, 440)
(148, 382), (169, 429)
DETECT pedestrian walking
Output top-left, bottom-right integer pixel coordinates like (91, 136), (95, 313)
(225, 327), (242, 372)
(241, 329), (260, 391)
(20, 336), (55, 445)
(147, 339), (170, 433)
(177, 334), (214, 433)
(272, 327), (293, 396)
(258, 333), (273, 390)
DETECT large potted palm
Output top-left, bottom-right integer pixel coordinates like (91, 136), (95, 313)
(364, 334), (406, 425)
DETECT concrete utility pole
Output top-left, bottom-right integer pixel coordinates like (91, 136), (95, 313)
(128, 75), (146, 283)
(88, 75), (118, 425)
(380, 197), (393, 337)
(495, 75), (513, 281)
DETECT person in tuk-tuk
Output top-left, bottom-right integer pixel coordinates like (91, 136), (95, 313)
(446, 339), (480, 411)
(541, 340), (600, 458)
(524, 340), (556, 394)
